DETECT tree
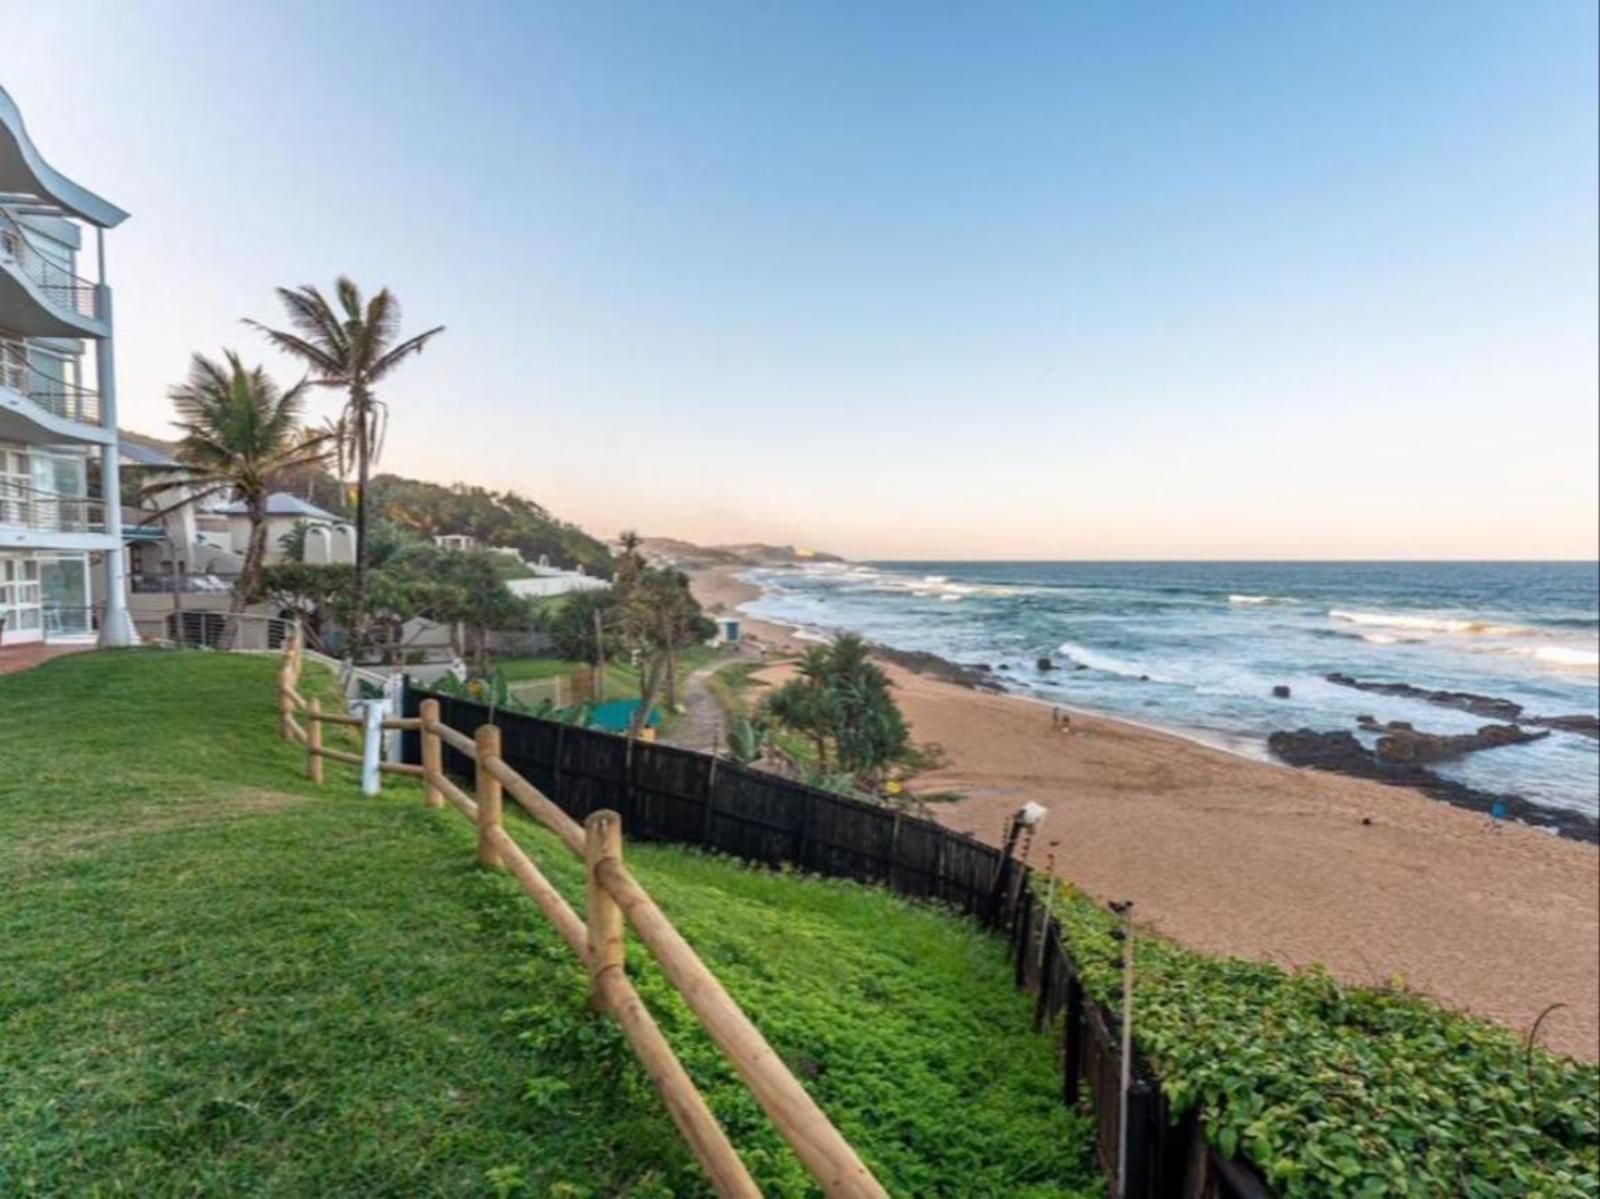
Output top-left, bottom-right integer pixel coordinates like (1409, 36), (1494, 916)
(766, 646), (839, 768)
(148, 351), (329, 617)
(538, 588), (619, 661)
(247, 278), (444, 655)
(607, 540), (712, 735)
(760, 634), (908, 784)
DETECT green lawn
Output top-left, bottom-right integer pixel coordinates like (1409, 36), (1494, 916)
(0, 650), (1097, 1197)
(496, 645), (721, 705)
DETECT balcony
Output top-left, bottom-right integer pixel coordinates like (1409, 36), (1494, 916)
(0, 479), (106, 536)
(0, 482), (164, 551)
(0, 208), (106, 338)
(0, 344), (105, 445)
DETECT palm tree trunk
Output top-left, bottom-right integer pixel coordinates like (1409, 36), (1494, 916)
(225, 501), (268, 651)
(352, 393), (371, 660)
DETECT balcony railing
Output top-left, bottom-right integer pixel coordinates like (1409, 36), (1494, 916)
(0, 209), (99, 322)
(0, 344), (102, 426)
(0, 479), (106, 534)
(130, 571), (241, 595)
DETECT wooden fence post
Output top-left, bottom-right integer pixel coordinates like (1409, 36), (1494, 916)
(1064, 973), (1085, 1105)
(476, 724), (503, 868)
(420, 698), (443, 809)
(306, 698), (323, 783)
(586, 810), (626, 1011)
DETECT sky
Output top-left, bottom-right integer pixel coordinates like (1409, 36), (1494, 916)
(4, 0), (1597, 560)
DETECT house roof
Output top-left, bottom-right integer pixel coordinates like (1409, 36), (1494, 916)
(118, 436), (180, 467)
(214, 493), (340, 521)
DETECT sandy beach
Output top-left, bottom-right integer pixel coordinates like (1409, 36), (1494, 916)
(693, 565), (1600, 1061)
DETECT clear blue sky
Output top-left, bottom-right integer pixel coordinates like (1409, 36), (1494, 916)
(6, 1), (1596, 558)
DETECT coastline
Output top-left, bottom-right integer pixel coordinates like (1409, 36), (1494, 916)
(691, 564), (1600, 1061)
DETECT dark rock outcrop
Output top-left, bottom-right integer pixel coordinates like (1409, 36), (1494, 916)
(1268, 727), (1598, 843)
(1272, 684), (1291, 699)
(1373, 722), (1549, 766)
(1326, 673), (1598, 740)
(1036, 657), (1056, 672)
(869, 644), (1005, 692)
(1526, 713), (1600, 739)
(1325, 673), (1524, 720)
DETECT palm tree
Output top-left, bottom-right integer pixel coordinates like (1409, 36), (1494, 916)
(150, 351), (330, 615)
(246, 277), (443, 651)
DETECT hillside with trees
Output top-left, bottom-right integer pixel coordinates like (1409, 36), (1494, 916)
(367, 475), (613, 576)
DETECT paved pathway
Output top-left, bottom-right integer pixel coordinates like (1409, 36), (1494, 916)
(0, 643), (90, 675)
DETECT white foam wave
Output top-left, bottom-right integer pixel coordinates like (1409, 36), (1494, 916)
(1228, 594), (1295, 605)
(1532, 646), (1600, 669)
(1056, 641), (1170, 682)
(1329, 609), (1532, 637)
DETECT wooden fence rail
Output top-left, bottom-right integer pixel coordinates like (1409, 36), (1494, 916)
(278, 637), (887, 1199)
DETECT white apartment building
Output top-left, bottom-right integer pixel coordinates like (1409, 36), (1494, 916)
(0, 85), (144, 648)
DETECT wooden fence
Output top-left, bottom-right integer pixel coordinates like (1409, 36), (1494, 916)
(402, 684), (1277, 1199)
(278, 635), (887, 1199)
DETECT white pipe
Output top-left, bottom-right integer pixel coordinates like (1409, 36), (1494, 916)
(358, 697), (389, 797)
(93, 248), (135, 647)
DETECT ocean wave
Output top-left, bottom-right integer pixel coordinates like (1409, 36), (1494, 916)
(1531, 646), (1600, 669)
(1056, 641), (1172, 682)
(1229, 594), (1296, 605)
(1328, 609), (1534, 637)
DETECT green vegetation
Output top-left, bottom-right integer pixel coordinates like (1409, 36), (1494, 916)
(761, 636), (910, 784)
(1, 651), (1095, 1196)
(495, 645), (720, 702)
(366, 473), (613, 577)
(1049, 882), (1599, 1198)
(262, 540), (529, 669)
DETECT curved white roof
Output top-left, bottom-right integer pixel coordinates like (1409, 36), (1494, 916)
(0, 86), (128, 228)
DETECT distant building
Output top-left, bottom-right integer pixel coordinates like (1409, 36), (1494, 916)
(213, 493), (353, 565)
(505, 554), (610, 600)
(708, 617), (741, 647)
(434, 533), (477, 553)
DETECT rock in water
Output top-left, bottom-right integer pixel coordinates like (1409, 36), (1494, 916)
(1036, 657), (1055, 672)
(1374, 723), (1549, 766)
(1272, 684), (1291, 699)
(1267, 726), (1598, 843)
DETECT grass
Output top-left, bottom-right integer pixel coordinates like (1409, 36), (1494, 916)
(495, 646), (720, 708)
(1, 650), (1097, 1197)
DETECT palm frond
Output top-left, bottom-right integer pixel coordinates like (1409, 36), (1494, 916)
(367, 324), (445, 380)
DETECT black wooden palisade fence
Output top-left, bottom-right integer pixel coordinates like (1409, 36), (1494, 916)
(402, 686), (1273, 1199)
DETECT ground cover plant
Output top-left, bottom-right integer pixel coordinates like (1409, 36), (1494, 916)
(1048, 881), (1600, 1198)
(0, 650), (1097, 1197)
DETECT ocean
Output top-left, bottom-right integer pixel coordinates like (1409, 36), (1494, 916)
(736, 561), (1600, 820)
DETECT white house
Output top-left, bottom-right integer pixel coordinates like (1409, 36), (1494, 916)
(0, 84), (148, 648)
(504, 555), (610, 601)
(213, 492), (353, 565)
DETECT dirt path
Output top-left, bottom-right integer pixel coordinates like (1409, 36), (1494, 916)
(664, 653), (736, 753)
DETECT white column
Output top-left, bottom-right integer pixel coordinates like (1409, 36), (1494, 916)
(93, 231), (135, 647)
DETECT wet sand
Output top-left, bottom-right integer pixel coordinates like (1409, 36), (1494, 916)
(693, 565), (1600, 1060)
